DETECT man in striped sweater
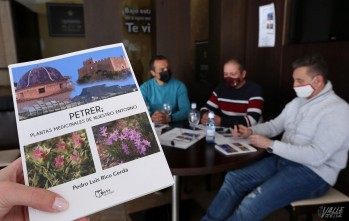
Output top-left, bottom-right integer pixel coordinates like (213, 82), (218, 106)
(200, 59), (264, 127)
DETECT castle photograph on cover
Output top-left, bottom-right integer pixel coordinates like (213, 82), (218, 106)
(11, 46), (137, 121)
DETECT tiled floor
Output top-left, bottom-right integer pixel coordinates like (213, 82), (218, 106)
(89, 174), (325, 221)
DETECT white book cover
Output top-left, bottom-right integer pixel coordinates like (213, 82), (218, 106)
(215, 142), (256, 156)
(159, 128), (205, 149)
(8, 43), (173, 221)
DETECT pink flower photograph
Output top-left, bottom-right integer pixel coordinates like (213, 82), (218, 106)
(92, 112), (159, 170)
(24, 129), (95, 188)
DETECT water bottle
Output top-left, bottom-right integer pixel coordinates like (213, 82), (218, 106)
(206, 111), (216, 143)
(188, 103), (200, 130)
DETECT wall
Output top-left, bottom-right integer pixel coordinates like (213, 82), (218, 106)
(243, 0), (349, 120)
(0, 0), (86, 86)
(245, 0), (285, 120)
(37, 0), (86, 58)
(84, 0), (152, 84)
(154, 0), (191, 85)
(0, 0), (17, 86)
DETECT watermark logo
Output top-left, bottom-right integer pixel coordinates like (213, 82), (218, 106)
(95, 188), (115, 198)
(318, 206), (345, 219)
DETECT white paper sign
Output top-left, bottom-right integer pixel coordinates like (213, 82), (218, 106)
(8, 43), (173, 221)
(258, 3), (276, 47)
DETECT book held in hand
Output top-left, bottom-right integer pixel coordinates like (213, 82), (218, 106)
(215, 142), (257, 155)
(8, 43), (173, 221)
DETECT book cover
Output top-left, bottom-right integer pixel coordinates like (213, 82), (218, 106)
(215, 142), (257, 155)
(159, 128), (205, 149)
(8, 43), (173, 221)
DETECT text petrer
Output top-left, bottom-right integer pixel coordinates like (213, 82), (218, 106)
(69, 106), (103, 120)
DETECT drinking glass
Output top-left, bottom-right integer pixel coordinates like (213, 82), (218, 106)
(163, 102), (172, 118)
(188, 111), (200, 131)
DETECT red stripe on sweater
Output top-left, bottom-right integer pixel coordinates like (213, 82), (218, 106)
(219, 102), (248, 113)
(248, 100), (264, 109)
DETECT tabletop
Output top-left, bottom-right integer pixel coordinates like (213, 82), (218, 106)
(162, 136), (266, 176)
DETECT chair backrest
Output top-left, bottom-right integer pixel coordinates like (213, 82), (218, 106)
(334, 152), (349, 196)
(0, 95), (19, 150)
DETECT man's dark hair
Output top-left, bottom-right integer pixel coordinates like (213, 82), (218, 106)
(149, 55), (168, 71)
(292, 54), (328, 83)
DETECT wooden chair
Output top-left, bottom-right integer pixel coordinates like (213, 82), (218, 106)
(288, 156), (349, 221)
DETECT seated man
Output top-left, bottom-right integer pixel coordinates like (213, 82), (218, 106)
(201, 54), (349, 221)
(200, 59), (264, 127)
(140, 55), (190, 124)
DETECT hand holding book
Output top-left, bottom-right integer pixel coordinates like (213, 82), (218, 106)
(0, 158), (88, 221)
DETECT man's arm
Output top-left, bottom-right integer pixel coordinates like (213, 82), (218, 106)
(220, 95), (264, 127)
(200, 91), (220, 117)
(140, 83), (149, 104)
(171, 83), (190, 122)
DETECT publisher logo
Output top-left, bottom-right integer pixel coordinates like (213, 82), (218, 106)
(95, 188), (115, 198)
(318, 206), (345, 219)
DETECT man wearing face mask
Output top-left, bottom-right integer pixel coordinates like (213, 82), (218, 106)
(140, 55), (190, 124)
(201, 54), (349, 221)
(200, 59), (264, 127)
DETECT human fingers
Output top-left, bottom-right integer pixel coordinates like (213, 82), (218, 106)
(152, 110), (162, 116)
(237, 125), (251, 138)
(151, 112), (160, 124)
(248, 134), (259, 147)
(0, 182), (69, 212)
(214, 115), (221, 126)
(249, 135), (270, 148)
(201, 114), (208, 124)
(232, 125), (240, 137)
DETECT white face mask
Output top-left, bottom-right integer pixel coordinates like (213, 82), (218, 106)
(293, 77), (316, 98)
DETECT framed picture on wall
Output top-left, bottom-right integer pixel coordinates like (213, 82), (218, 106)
(46, 3), (85, 37)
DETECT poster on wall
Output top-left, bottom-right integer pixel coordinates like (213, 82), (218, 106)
(8, 43), (173, 221)
(258, 3), (276, 47)
(46, 3), (85, 37)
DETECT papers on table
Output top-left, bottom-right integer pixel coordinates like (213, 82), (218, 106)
(213, 127), (256, 155)
(159, 128), (205, 149)
(153, 123), (169, 136)
(187, 125), (256, 154)
(215, 143), (256, 156)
